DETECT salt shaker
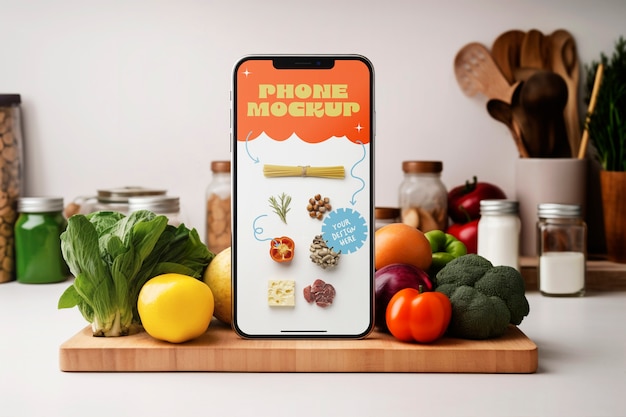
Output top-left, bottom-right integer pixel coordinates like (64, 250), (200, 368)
(477, 199), (521, 270)
(537, 203), (586, 297)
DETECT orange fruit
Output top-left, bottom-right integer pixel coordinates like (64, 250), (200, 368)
(375, 223), (432, 271)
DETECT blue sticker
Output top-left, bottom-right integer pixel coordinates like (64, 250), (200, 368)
(321, 207), (368, 254)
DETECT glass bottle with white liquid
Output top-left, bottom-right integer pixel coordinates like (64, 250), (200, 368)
(477, 199), (520, 270)
(537, 203), (586, 297)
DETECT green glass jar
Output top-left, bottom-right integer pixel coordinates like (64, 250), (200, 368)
(15, 197), (69, 284)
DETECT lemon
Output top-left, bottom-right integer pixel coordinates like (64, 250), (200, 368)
(203, 247), (231, 325)
(138, 273), (214, 343)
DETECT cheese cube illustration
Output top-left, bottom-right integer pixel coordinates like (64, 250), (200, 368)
(268, 280), (296, 306)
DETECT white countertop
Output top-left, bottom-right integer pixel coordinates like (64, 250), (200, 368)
(0, 280), (624, 417)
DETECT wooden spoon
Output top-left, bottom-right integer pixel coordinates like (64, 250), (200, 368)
(518, 70), (571, 158)
(520, 29), (550, 70)
(491, 30), (526, 84)
(550, 29), (581, 157)
(487, 98), (530, 157)
(454, 42), (516, 102)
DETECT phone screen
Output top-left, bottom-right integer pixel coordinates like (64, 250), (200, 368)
(232, 55), (374, 338)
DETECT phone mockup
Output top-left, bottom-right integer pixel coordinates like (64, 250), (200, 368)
(231, 55), (375, 338)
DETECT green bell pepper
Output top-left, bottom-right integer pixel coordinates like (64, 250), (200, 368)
(424, 230), (467, 278)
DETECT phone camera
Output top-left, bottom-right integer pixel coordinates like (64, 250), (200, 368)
(315, 61), (322, 66)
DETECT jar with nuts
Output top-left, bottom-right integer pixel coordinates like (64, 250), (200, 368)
(0, 94), (23, 284)
(398, 161), (448, 232)
(205, 160), (231, 255)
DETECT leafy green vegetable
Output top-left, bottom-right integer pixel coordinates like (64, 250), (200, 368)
(435, 254), (530, 340)
(58, 210), (214, 337)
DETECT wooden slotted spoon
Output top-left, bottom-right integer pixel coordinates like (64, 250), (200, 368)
(454, 42), (517, 102)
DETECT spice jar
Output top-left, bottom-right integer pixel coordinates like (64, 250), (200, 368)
(205, 161), (231, 254)
(128, 196), (185, 226)
(398, 161), (447, 232)
(0, 94), (23, 283)
(537, 203), (586, 297)
(477, 199), (520, 270)
(15, 197), (69, 284)
(375, 207), (401, 230)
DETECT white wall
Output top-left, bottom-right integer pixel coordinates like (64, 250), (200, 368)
(1, 0), (624, 238)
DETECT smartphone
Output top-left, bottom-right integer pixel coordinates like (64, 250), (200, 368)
(231, 55), (375, 338)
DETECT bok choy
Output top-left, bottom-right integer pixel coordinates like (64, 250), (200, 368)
(58, 210), (214, 337)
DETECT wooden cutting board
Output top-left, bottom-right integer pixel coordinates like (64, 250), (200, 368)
(59, 321), (538, 373)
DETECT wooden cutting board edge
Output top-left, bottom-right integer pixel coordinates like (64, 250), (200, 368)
(59, 322), (538, 374)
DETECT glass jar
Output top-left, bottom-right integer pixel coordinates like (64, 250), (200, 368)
(477, 199), (520, 270)
(537, 203), (586, 297)
(0, 95), (23, 283)
(398, 161), (447, 232)
(205, 161), (231, 254)
(128, 196), (184, 226)
(15, 197), (70, 284)
(375, 207), (401, 230)
(66, 186), (167, 217)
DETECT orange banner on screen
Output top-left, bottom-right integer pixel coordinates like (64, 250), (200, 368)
(236, 59), (371, 144)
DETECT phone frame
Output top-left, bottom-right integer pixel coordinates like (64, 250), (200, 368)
(231, 54), (375, 339)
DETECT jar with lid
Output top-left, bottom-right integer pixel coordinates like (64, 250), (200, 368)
(15, 197), (70, 284)
(65, 186), (167, 217)
(477, 199), (520, 270)
(0, 95), (23, 283)
(375, 207), (401, 230)
(205, 161), (231, 254)
(537, 203), (586, 297)
(398, 161), (447, 232)
(128, 196), (185, 226)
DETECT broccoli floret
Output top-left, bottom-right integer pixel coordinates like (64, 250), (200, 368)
(436, 254), (530, 339)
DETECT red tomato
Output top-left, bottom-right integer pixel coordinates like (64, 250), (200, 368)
(448, 176), (506, 223)
(385, 288), (452, 343)
(447, 219), (479, 254)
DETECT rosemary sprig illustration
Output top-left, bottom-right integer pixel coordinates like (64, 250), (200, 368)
(269, 193), (292, 224)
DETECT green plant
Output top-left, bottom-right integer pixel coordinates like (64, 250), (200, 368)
(585, 36), (626, 171)
(58, 210), (213, 337)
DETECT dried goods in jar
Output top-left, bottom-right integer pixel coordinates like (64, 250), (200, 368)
(0, 95), (22, 283)
(205, 161), (231, 254)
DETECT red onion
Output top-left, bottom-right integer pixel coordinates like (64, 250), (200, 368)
(375, 263), (434, 331)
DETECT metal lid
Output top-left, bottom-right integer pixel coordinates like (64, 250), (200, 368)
(0, 94), (21, 106)
(128, 196), (180, 214)
(96, 186), (167, 203)
(480, 199), (519, 215)
(402, 161), (443, 174)
(537, 203), (581, 218)
(211, 160), (231, 173)
(18, 197), (64, 213)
